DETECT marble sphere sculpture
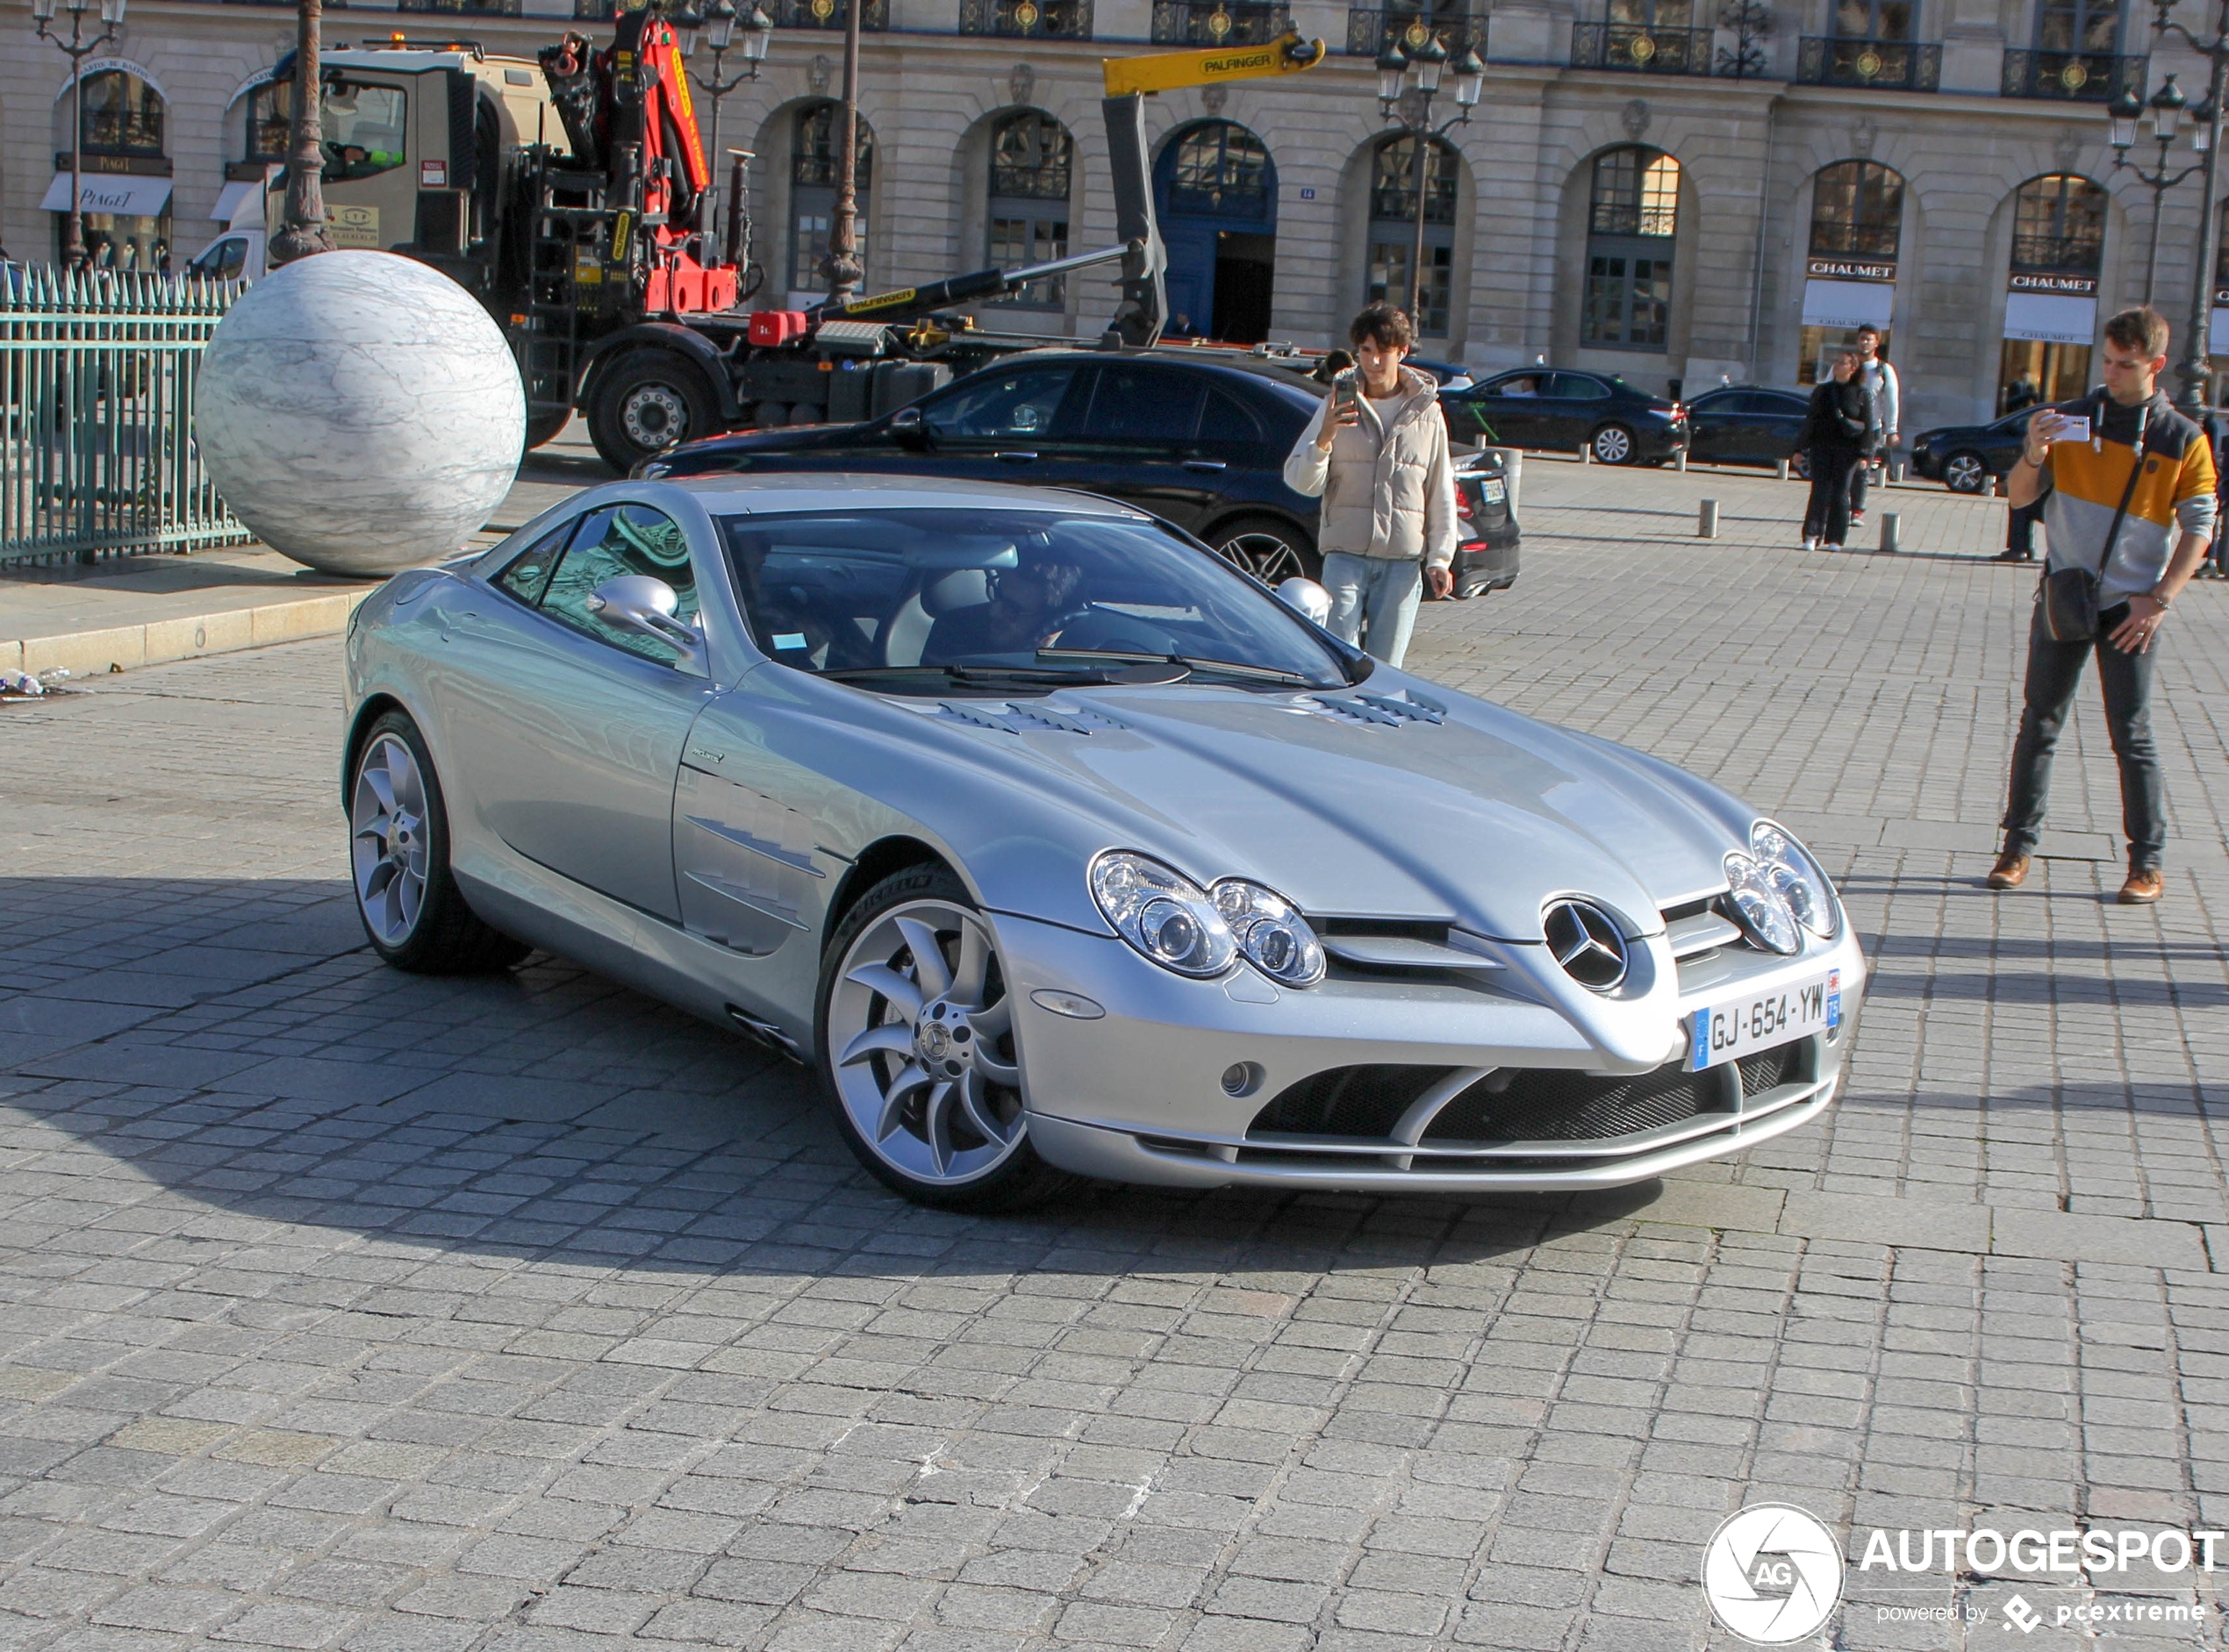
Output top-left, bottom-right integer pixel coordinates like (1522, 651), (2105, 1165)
(196, 250), (524, 576)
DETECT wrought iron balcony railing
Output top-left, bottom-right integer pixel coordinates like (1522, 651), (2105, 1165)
(1150, 0), (1291, 46)
(398, 0), (520, 12)
(2001, 47), (2143, 101)
(1570, 21), (1716, 74)
(959, 0), (1093, 36)
(1345, 7), (1487, 56)
(1795, 36), (1940, 89)
(763, 0), (890, 29)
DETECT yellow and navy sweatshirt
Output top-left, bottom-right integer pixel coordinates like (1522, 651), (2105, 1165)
(2038, 389), (2218, 604)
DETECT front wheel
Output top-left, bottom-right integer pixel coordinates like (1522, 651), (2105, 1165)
(1207, 515), (1322, 583)
(1590, 423), (1637, 465)
(817, 865), (1080, 1211)
(588, 352), (720, 474)
(1943, 450), (1988, 494)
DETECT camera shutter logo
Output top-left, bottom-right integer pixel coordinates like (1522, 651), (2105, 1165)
(1701, 1504), (1844, 1644)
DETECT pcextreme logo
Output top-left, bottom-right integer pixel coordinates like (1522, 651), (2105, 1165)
(1701, 1504), (1845, 1644)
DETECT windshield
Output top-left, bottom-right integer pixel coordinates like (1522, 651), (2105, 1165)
(719, 507), (1352, 692)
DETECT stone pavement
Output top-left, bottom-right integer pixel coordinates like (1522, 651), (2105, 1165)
(2, 467), (2227, 1651)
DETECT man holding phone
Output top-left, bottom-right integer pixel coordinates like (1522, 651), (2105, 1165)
(1988, 305), (2218, 903)
(1282, 303), (1458, 669)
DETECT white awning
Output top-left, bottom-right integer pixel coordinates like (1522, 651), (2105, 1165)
(1801, 278), (1895, 331)
(2003, 291), (2096, 347)
(39, 172), (173, 218)
(212, 180), (257, 225)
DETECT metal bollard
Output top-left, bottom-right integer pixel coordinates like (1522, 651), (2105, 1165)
(1776, 458), (1790, 482)
(1580, 442), (1593, 465)
(1988, 474), (2002, 497)
(1675, 449), (1689, 472)
(1699, 498), (1719, 539)
(1892, 461), (1906, 483)
(1880, 511), (1900, 554)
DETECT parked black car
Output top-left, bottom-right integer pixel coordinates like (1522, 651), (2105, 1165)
(1440, 368), (1688, 465)
(1910, 409), (2035, 492)
(645, 349), (1520, 596)
(1684, 385), (1812, 471)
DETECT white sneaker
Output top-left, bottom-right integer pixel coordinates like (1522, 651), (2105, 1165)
(1850, 511), (1867, 527)
(1803, 537), (1818, 552)
(1823, 543), (1844, 553)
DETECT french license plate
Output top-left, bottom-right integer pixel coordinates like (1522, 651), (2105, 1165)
(1687, 969), (1839, 1071)
(1479, 478), (1507, 504)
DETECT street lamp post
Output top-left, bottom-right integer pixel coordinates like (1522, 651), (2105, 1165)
(677, 0), (772, 247)
(269, 0), (333, 266)
(2109, 76), (2211, 304)
(2147, 0), (2229, 413)
(821, 0), (864, 302)
(1374, 33), (1480, 332)
(31, 0), (128, 272)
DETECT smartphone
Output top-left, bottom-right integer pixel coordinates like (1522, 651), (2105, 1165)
(2056, 414), (2091, 443)
(1332, 375), (1360, 417)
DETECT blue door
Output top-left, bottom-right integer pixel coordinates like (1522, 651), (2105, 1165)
(1153, 120), (1278, 343)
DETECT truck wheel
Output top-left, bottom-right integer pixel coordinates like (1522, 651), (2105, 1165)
(589, 353), (718, 473)
(524, 410), (572, 452)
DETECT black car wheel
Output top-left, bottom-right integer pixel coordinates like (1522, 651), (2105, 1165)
(1208, 517), (1322, 584)
(589, 352), (719, 474)
(1590, 423), (1638, 465)
(1944, 451), (1989, 494)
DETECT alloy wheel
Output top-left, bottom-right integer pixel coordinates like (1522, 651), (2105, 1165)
(1214, 530), (1310, 583)
(1945, 453), (1986, 494)
(827, 898), (1026, 1186)
(1592, 425), (1634, 464)
(351, 732), (429, 948)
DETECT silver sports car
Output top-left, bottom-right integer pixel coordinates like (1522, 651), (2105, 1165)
(343, 474), (1866, 1208)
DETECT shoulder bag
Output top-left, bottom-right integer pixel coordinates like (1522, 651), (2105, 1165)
(2042, 398), (2147, 643)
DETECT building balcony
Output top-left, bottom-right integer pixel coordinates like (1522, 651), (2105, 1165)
(2001, 48), (2143, 101)
(1345, 7), (1487, 57)
(1795, 36), (1940, 90)
(1569, 21), (1716, 74)
(760, 0), (890, 29)
(1150, 0), (1291, 46)
(959, 0), (1092, 34)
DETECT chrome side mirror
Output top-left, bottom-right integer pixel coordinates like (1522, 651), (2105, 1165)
(1276, 576), (1332, 626)
(586, 576), (706, 673)
(889, 404), (928, 449)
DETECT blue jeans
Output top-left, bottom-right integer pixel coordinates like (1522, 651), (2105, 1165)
(1322, 552), (1423, 667)
(2001, 602), (2164, 870)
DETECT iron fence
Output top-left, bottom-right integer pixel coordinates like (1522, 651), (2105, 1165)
(2001, 47), (2144, 101)
(1, 267), (251, 566)
(1570, 21), (1717, 73)
(1795, 36), (1942, 89)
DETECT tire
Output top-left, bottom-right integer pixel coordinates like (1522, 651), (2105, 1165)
(1944, 450), (1989, 494)
(348, 712), (530, 975)
(1590, 423), (1638, 465)
(1206, 515), (1322, 583)
(588, 352), (719, 474)
(524, 410), (572, 452)
(816, 864), (1081, 1211)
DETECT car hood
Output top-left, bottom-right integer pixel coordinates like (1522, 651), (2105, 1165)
(670, 422), (874, 465)
(878, 672), (1753, 943)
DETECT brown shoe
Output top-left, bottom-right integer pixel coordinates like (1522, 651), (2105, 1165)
(1987, 850), (2032, 890)
(2119, 868), (2164, 904)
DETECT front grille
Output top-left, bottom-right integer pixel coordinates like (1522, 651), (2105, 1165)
(1736, 1042), (1802, 1098)
(1421, 1060), (1724, 1144)
(1248, 1064), (1457, 1137)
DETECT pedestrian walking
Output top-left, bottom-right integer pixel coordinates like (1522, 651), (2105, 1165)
(1796, 349), (1874, 552)
(1988, 305), (2218, 904)
(1282, 302), (1457, 668)
(2200, 402), (2229, 578)
(1848, 325), (1899, 528)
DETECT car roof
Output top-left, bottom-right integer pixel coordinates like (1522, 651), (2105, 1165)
(665, 472), (1150, 517)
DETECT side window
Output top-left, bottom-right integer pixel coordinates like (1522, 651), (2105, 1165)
(321, 82), (409, 182)
(539, 504), (700, 665)
(1491, 374), (1545, 397)
(1550, 374), (1610, 400)
(1086, 365), (1207, 442)
(494, 520), (574, 606)
(923, 367), (1081, 440)
(190, 238), (247, 280)
(1201, 385), (1266, 445)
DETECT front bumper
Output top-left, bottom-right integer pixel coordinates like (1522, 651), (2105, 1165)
(996, 911), (1867, 1192)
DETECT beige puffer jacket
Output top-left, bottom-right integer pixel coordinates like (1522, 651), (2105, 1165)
(1281, 366), (1459, 569)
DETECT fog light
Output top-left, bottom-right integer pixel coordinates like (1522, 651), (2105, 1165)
(1221, 1062), (1264, 1097)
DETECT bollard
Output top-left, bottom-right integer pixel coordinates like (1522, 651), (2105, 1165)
(1776, 458), (1790, 482)
(1988, 474), (2002, 497)
(1698, 498), (1719, 539)
(1580, 442), (1593, 465)
(1675, 449), (1689, 472)
(1893, 461), (1906, 483)
(1880, 511), (1900, 554)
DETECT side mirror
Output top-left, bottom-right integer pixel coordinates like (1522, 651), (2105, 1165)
(889, 405), (928, 450)
(586, 575), (706, 673)
(1275, 576), (1332, 626)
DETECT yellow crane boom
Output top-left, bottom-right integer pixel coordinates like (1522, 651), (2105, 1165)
(1101, 30), (1326, 98)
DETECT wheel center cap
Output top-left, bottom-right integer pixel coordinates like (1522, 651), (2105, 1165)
(913, 1002), (972, 1074)
(916, 1020), (950, 1062)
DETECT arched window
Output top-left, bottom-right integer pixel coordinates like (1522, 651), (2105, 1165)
(986, 111), (1071, 308)
(789, 102), (875, 296)
(1798, 161), (1903, 383)
(1809, 160), (1903, 260)
(1365, 133), (1459, 337)
(81, 69), (164, 159)
(1165, 121), (1270, 216)
(2001, 174), (2109, 410)
(1581, 147), (1678, 350)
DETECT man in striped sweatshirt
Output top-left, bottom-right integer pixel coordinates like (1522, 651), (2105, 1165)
(1989, 305), (2218, 904)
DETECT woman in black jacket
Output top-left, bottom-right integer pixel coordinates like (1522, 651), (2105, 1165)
(1797, 350), (1875, 551)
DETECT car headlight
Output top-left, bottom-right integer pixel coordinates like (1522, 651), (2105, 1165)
(1090, 852), (1236, 977)
(1214, 880), (1325, 988)
(1751, 820), (1838, 939)
(1723, 852), (1801, 955)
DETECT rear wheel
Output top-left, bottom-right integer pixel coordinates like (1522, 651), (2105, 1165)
(1590, 423), (1637, 465)
(1207, 515), (1322, 583)
(588, 352), (719, 473)
(1944, 450), (1988, 494)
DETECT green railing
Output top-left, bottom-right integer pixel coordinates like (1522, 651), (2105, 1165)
(2, 267), (252, 565)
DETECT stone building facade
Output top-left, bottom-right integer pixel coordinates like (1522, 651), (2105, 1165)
(2, 0), (2219, 433)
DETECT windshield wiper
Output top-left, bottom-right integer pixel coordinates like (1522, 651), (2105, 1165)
(821, 660), (1183, 688)
(1036, 648), (1321, 688)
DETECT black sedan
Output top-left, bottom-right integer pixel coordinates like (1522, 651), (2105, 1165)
(1684, 385), (1812, 470)
(1440, 368), (1688, 465)
(643, 349), (1519, 596)
(1910, 409), (2036, 493)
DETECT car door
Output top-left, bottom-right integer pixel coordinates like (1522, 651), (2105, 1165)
(1465, 372), (1552, 448)
(1059, 361), (1215, 527)
(1684, 390), (1736, 461)
(1545, 374), (1610, 450)
(433, 502), (718, 923)
(920, 361), (1093, 483)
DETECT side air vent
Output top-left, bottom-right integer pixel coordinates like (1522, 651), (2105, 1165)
(1302, 689), (1447, 727)
(928, 701), (1126, 734)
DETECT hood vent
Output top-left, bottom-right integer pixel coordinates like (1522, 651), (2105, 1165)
(1304, 688), (1447, 728)
(930, 701), (1126, 735)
